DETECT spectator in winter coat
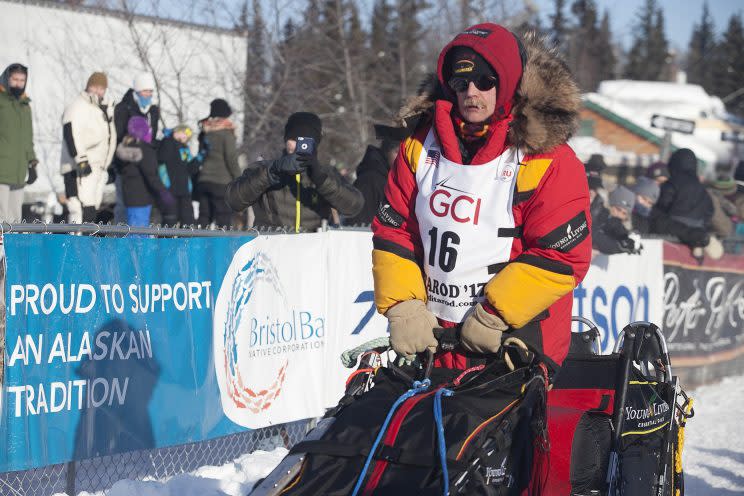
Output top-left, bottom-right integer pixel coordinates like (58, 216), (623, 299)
(650, 148), (713, 250)
(115, 116), (174, 227)
(705, 176), (738, 238)
(60, 72), (117, 223)
(196, 99), (241, 228)
(113, 73), (160, 223)
(592, 186), (642, 255)
(371, 26), (592, 371)
(344, 124), (406, 225)
(226, 112), (364, 230)
(631, 177), (659, 235)
(585, 154), (607, 222)
(157, 125), (205, 225)
(0, 63), (37, 222)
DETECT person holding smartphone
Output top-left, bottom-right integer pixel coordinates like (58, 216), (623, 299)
(226, 111), (363, 230)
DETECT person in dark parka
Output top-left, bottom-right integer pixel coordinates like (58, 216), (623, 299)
(345, 124), (406, 225)
(157, 125), (204, 225)
(650, 148), (713, 248)
(196, 98), (241, 228)
(115, 116), (174, 227)
(226, 112), (363, 230)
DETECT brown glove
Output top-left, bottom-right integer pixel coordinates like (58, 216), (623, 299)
(460, 302), (509, 354)
(386, 299), (439, 359)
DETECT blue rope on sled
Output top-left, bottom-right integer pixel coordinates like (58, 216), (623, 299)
(350, 379), (432, 496)
(434, 388), (455, 496)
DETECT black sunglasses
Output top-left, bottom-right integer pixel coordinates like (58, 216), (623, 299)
(448, 75), (498, 93)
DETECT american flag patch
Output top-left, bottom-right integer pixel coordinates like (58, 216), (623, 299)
(425, 150), (440, 167)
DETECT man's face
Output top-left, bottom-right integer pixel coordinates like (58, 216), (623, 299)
(137, 89), (154, 98)
(456, 80), (497, 124)
(88, 85), (106, 99)
(285, 139), (296, 154)
(8, 71), (26, 90)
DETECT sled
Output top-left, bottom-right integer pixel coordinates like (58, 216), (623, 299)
(250, 319), (694, 496)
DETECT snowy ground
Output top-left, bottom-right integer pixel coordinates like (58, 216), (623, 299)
(52, 375), (744, 496)
(683, 375), (744, 495)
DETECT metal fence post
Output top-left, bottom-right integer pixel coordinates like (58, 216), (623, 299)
(65, 461), (75, 495)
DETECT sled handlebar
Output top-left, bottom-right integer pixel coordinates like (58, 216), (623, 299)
(433, 327), (460, 352)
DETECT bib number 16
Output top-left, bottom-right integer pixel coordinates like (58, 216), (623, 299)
(428, 227), (460, 272)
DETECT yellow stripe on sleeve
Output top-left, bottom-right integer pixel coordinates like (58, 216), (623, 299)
(372, 249), (427, 314)
(404, 136), (424, 173)
(484, 261), (576, 328)
(516, 158), (553, 192)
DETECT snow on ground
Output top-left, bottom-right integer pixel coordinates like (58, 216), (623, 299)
(52, 375), (744, 496)
(683, 374), (744, 496)
(52, 448), (287, 496)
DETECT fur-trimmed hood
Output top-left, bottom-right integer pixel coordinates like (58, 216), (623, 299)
(395, 32), (581, 155)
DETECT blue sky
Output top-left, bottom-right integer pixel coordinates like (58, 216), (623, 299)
(534, 0), (744, 51)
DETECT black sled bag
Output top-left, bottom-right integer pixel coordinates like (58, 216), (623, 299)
(279, 362), (548, 496)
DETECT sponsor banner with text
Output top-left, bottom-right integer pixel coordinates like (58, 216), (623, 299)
(661, 242), (744, 364)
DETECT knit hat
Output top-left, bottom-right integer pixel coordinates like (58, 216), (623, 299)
(127, 116), (152, 143)
(133, 72), (155, 92)
(646, 161), (670, 181)
(584, 154), (606, 190)
(86, 72), (107, 89)
(633, 176), (660, 203)
(209, 98), (232, 118)
(609, 185), (635, 213)
(284, 112), (322, 143)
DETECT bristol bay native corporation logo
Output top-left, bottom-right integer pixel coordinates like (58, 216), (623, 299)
(213, 239), (326, 427)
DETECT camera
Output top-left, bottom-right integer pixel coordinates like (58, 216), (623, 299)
(295, 136), (316, 156)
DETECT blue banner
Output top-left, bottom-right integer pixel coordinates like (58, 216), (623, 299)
(1, 234), (255, 472)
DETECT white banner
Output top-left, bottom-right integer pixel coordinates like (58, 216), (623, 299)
(572, 240), (665, 352)
(213, 234), (329, 428)
(213, 232), (390, 429)
(323, 231), (390, 407)
(214, 233), (664, 429)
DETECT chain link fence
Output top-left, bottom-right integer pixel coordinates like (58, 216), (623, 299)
(0, 419), (314, 495)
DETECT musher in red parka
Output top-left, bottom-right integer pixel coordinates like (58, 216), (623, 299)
(372, 24), (591, 373)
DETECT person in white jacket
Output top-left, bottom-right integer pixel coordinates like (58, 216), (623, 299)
(60, 72), (117, 223)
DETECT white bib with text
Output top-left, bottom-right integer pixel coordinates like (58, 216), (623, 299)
(414, 128), (520, 322)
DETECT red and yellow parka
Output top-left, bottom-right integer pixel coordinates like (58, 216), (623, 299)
(372, 24), (591, 370)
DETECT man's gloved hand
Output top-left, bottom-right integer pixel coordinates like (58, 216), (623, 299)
(628, 232), (643, 253)
(26, 160), (38, 185)
(460, 302), (509, 354)
(301, 154), (329, 185)
(619, 232), (643, 254)
(386, 299), (439, 360)
(267, 154), (308, 184)
(77, 160), (92, 178)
